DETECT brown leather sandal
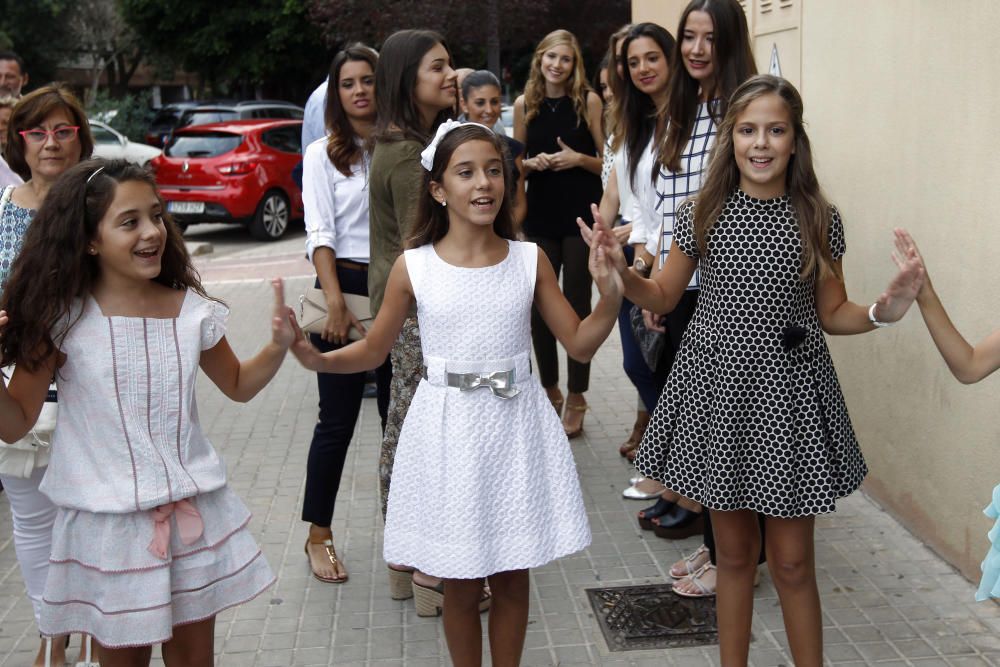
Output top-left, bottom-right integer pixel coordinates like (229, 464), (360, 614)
(619, 410), (650, 456)
(563, 402), (588, 439)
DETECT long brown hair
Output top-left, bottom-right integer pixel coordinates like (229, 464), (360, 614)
(615, 23), (675, 192)
(522, 30), (592, 126)
(408, 125), (516, 248)
(693, 75), (838, 281)
(0, 159), (211, 370)
(372, 29), (452, 146)
(324, 43), (378, 177)
(603, 23), (632, 147)
(661, 0), (755, 173)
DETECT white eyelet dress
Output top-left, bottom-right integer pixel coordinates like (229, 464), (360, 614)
(382, 241), (591, 578)
(37, 291), (275, 648)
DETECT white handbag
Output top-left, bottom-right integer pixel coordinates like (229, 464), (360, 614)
(298, 287), (372, 340)
(0, 375), (57, 478)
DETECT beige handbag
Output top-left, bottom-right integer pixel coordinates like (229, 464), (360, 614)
(298, 287), (372, 340)
(0, 374), (56, 478)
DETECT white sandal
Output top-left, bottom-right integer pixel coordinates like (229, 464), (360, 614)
(622, 476), (666, 500)
(672, 563), (716, 598)
(669, 544), (710, 579)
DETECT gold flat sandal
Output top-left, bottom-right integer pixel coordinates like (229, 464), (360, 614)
(305, 539), (347, 584)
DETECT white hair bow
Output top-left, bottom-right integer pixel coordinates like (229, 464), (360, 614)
(419, 119), (496, 171)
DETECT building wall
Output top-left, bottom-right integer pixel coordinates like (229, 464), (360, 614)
(632, 0), (1000, 580)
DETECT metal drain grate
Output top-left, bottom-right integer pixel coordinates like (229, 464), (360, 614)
(586, 583), (718, 651)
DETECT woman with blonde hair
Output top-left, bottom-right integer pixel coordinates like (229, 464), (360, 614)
(514, 29), (604, 438)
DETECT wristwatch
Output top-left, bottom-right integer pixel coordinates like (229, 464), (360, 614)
(632, 257), (651, 277)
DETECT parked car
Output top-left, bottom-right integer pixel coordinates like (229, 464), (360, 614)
(176, 101), (304, 131)
(150, 119), (303, 240)
(89, 120), (162, 166)
(144, 101), (203, 147)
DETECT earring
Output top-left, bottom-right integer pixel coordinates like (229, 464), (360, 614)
(87, 247), (96, 255)
(440, 200), (447, 207)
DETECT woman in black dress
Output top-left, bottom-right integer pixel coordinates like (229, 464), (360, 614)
(513, 29), (604, 438)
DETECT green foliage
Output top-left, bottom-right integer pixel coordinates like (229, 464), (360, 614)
(0, 0), (73, 87)
(87, 90), (153, 143)
(120, 0), (327, 101)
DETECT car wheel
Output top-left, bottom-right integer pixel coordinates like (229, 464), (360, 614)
(249, 190), (290, 241)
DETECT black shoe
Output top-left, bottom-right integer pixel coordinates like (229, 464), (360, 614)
(653, 506), (704, 539)
(637, 497), (675, 531)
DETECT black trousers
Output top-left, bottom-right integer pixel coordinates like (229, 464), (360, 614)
(529, 235), (592, 393)
(301, 266), (391, 527)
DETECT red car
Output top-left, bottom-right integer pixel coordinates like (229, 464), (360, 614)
(151, 119), (303, 240)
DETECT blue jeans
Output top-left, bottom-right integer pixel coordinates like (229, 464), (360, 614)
(618, 245), (661, 412)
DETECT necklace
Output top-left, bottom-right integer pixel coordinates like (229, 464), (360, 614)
(543, 97), (563, 113)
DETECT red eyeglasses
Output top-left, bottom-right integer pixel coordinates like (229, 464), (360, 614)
(18, 126), (80, 143)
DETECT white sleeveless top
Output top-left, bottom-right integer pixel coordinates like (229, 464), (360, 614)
(382, 240), (591, 578)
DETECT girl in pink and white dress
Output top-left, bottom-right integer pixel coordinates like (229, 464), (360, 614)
(289, 121), (621, 667)
(0, 158), (294, 665)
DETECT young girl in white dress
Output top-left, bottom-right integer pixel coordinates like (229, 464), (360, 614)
(0, 159), (293, 665)
(289, 121), (622, 667)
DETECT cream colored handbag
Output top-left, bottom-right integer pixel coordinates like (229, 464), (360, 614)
(298, 287), (372, 340)
(0, 372), (56, 478)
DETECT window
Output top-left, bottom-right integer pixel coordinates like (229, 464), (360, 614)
(165, 132), (242, 158)
(261, 127), (301, 154)
(91, 125), (121, 145)
(180, 110), (237, 127)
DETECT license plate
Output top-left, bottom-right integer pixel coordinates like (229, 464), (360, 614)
(167, 201), (204, 214)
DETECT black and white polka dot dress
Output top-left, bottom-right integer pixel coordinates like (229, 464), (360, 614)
(634, 189), (866, 518)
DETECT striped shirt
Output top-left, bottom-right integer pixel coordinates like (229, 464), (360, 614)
(654, 101), (718, 289)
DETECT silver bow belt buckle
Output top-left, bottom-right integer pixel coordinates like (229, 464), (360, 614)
(425, 367), (521, 399)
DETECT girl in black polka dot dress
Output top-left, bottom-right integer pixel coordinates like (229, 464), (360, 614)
(585, 75), (924, 666)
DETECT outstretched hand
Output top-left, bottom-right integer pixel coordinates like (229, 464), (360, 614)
(588, 235), (624, 300)
(269, 278), (297, 348)
(872, 230), (925, 324)
(285, 303), (328, 372)
(893, 228), (929, 291)
(578, 203), (627, 275)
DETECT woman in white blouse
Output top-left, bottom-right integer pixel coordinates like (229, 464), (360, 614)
(301, 43), (389, 584)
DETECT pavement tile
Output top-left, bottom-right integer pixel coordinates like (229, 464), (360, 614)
(2, 272), (1000, 666)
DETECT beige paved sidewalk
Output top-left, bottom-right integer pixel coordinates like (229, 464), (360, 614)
(1, 275), (999, 666)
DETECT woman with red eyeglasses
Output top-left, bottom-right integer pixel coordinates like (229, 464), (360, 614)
(0, 83), (93, 667)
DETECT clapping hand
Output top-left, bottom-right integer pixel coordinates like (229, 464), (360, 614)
(548, 137), (580, 171)
(870, 229), (925, 324)
(526, 153), (552, 172)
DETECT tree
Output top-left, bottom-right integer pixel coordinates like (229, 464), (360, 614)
(120, 0), (327, 102)
(66, 0), (145, 102)
(0, 0), (73, 88)
(307, 0), (630, 88)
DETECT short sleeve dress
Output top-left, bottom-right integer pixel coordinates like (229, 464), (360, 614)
(38, 290), (275, 647)
(635, 190), (867, 518)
